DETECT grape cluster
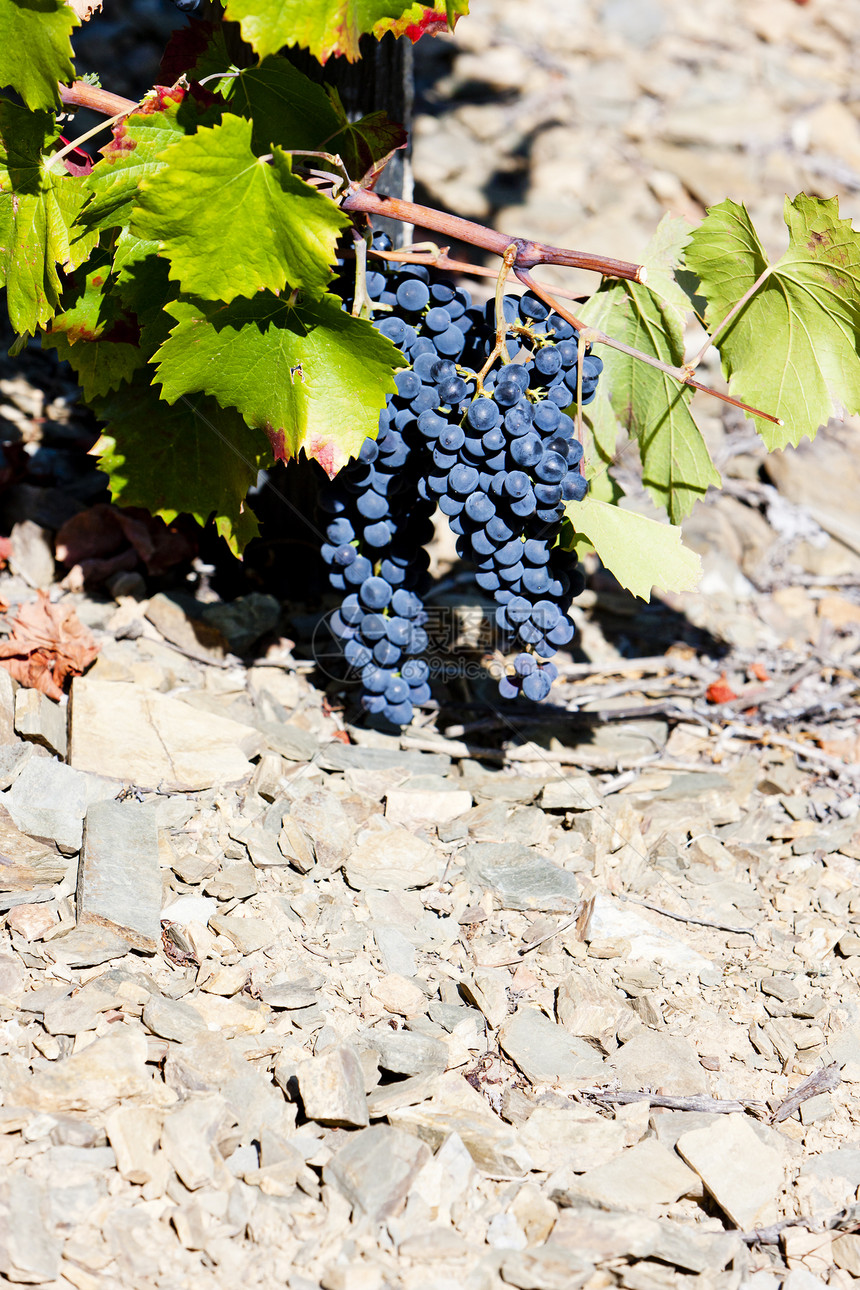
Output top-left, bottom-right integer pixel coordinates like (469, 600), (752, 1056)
(319, 238), (602, 724)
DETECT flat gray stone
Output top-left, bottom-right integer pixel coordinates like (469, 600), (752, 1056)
(0, 669), (15, 746)
(77, 799), (161, 952)
(0, 808), (66, 894)
(549, 1205), (741, 1273)
(200, 593), (281, 653)
(42, 983), (118, 1036)
(364, 1028), (448, 1077)
(70, 677), (263, 791)
(144, 591), (228, 663)
(566, 1138), (700, 1211)
(608, 1031), (708, 1096)
(296, 1046), (369, 1127)
(499, 1008), (605, 1086)
(374, 924), (417, 977)
(142, 992), (208, 1043)
(255, 720), (320, 763)
(9, 519), (55, 589)
(0, 741), (34, 789)
(518, 1107), (627, 1173)
(0, 1174), (61, 1284)
(801, 1148), (860, 1187)
(289, 790), (359, 870)
(161, 1094), (234, 1190)
(540, 777), (602, 811)
(14, 688), (67, 758)
(208, 913), (274, 954)
(501, 1247), (594, 1290)
(4, 756), (115, 855)
(316, 744), (450, 774)
(388, 1072), (533, 1176)
(676, 1114), (785, 1229)
(345, 820), (440, 891)
(325, 1125), (431, 1221)
(2, 1027), (153, 1113)
(462, 843), (580, 912)
(43, 924), (133, 967)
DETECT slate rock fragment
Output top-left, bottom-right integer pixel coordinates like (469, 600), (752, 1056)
(77, 798), (161, 952)
(499, 1007), (605, 1085)
(325, 1125), (431, 1222)
(462, 842), (580, 912)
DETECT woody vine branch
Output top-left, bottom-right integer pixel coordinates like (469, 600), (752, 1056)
(56, 77), (780, 428)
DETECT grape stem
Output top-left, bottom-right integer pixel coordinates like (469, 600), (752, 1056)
(474, 243), (518, 392)
(515, 269), (783, 426)
(341, 187), (647, 284)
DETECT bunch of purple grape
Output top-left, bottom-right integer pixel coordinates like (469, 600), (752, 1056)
(319, 238), (600, 724)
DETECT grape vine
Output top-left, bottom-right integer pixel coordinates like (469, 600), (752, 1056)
(1, 0), (860, 722)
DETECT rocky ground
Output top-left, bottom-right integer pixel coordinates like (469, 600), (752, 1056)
(1, 0), (860, 1287)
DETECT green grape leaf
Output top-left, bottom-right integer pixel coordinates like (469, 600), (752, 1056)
(579, 215), (720, 524)
(93, 376), (268, 556)
(41, 253), (145, 399)
(0, 0), (76, 111)
(222, 0), (466, 63)
(131, 115), (350, 302)
(581, 395), (623, 505)
(83, 86), (221, 233)
(565, 497), (702, 601)
(229, 58), (407, 179)
(0, 101), (97, 335)
(686, 194), (860, 450)
(152, 290), (402, 477)
(325, 89), (407, 182)
(231, 56), (342, 155)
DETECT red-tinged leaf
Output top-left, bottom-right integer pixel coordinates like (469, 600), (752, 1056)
(379, 0), (466, 42)
(41, 253), (145, 400)
(705, 673), (738, 704)
(223, 0), (467, 63)
(83, 85), (222, 236)
(152, 291), (401, 479)
(159, 21), (219, 81)
(750, 662), (770, 682)
(56, 136), (94, 177)
(0, 592), (99, 701)
(325, 88), (407, 182)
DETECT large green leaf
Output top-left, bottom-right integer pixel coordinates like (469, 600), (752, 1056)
(41, 252), (145, 399)
(152, 291), (402, 477)
(0, 0), (76, 111)
(324, 88), (407, 182)
(222, 0), (466, 62)
(686, 194), (860, 450)
(581, 396), (623, 505)
(231, 56), (343, 155)
(564, 497), (702, 601)
(83, 87), (222, 233)
(131, 114), (349, 303)
(579, 215), (720, 523)
(0, 101), (96, 335)
(93, 376), (269, 556)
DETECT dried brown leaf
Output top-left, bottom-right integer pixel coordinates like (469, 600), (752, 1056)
(0, 592), (99, 701)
